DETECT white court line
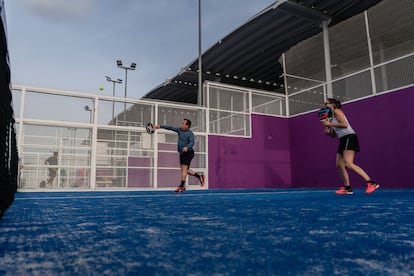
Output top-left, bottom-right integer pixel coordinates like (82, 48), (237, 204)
(15, 190), (333, 201)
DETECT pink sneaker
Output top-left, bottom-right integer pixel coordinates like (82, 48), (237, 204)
(174, 186), (186, 193)
(365, 183), (380, 194)
(335, 186), (353, 195)
(200, 175), (206, 187)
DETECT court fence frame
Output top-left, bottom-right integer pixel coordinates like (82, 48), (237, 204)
(13, 83), (287, 191)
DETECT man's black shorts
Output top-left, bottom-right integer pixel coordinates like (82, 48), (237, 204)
(180, 150), (195, 167)
(338, 134), (360, 154)
(48, 168), (57, 178)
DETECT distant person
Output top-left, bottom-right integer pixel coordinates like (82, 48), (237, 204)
(154, 119), (205, 192)
(321, 98), (379, 195)
(60, 168), (67, 187)
(44, 152), (58, 187)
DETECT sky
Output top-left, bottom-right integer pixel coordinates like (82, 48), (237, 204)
(5, 0), (276, 100)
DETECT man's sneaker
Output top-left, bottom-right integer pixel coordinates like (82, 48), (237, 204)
(365, 183), (380, 194)
(335, 186), (353, 195)
(200, 175), (206, 187)
(174, 185), (186, 193)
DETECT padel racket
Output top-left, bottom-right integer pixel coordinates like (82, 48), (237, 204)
(317, 106), (332, 121)
(324, 126), (336, 138)
(146, 122), (154, 134)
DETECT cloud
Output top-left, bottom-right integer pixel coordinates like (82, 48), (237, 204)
(20, 0), (94, 21)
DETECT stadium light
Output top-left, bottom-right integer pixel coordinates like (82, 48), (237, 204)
(116, 60), (136, 121)
(105, 76), (123, 121)
(84, 105), (93, 123)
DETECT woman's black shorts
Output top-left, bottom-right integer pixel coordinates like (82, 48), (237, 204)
(338, 134), (360, 154)
(180, 149), (195, 167)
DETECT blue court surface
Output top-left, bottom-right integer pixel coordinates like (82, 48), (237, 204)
(0, 189), (413, 275)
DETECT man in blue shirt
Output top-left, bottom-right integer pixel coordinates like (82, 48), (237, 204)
(154, 119), (205, 192)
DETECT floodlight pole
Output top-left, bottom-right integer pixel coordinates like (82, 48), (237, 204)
(117, 60), (136, 121)
(322, 20), (333, 98)
(198, 0), (202, 106)
(105, 76), (123, 122)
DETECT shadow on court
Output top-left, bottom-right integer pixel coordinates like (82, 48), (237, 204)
(0, 189), (413, 275)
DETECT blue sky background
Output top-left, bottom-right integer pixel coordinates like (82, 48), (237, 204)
(6, 0), (275, 99)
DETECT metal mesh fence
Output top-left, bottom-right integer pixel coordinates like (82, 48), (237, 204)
(283, 32), (326, 93)
(208, 85), (249, 112)
(207, 84), (251, 136)
(284, 0), (413, 116)
(288, 85), (325, 116)
(252, 93), (286, 116)
(97, 99), (154, 127)
(207, 83), (284, 136)
(329, 13), (371, 79)
(209, 110), (251, 136)
(95, 128), (154, 188)
(375, 55), (414, 94)
(331, 70), (373, 101)
(24, 90), (94, 123)
(19, 125), (92, 189)
(158, 105), (206, 132)
(368, 0), (414, 65)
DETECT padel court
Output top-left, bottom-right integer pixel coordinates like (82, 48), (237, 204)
(1, 189), (413, 275)
(1, 0), (414, 275)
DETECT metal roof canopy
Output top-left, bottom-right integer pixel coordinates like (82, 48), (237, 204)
(143, 0), (382, 104)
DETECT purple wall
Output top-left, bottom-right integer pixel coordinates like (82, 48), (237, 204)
(290, 86), (414, 188)
(128, 157), (152, 187)
(208, 114), (292, 189)
(208, 86), (414, 189)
